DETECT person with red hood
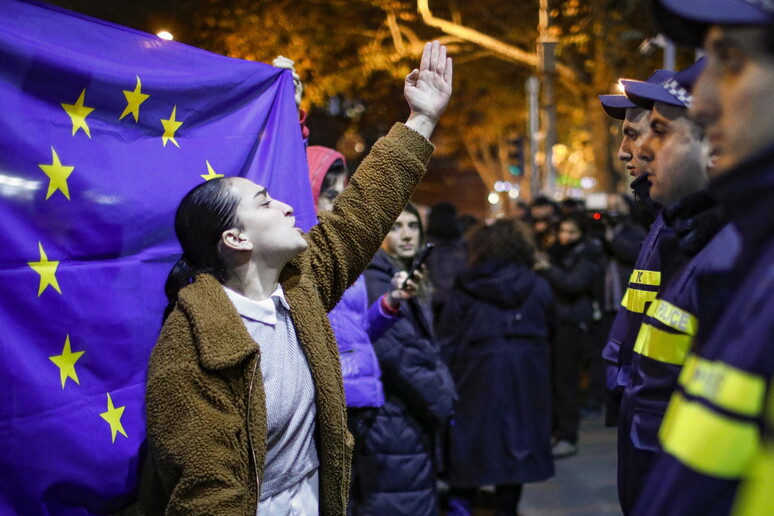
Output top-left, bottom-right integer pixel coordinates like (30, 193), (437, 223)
(306, 145), (418, 437)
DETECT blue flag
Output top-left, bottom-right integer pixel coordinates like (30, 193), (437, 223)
(0, 1), (314, 513)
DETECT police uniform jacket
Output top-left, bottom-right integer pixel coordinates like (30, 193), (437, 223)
(631, 143), (774, 515)
(602, 213), (676, 417)
(617, 191), (740, 513)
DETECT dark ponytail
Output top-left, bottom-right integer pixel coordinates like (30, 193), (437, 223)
(162, 178), (241, 322)
(162, 257), (196, 322)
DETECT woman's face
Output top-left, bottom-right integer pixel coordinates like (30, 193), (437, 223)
(382, 211), (420, 261)
(226, 177), (308, 262)
(557, 220), (582, 246)
(317, 167), (347, 213)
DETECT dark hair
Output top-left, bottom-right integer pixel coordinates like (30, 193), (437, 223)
(320, 159), (347, 191)
(163, 178), (241, 321)
(467, 218), (536, 267)
(427, 201), (461, 239)
(532, 195), (558, 209)
(558, 211), (589, 237)
(530, 195), (560, 220)
(458, 213), (480, 235)
(560, 197), (586, 214)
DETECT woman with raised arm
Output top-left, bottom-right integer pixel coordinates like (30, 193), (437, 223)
(138, 41), (452, 516)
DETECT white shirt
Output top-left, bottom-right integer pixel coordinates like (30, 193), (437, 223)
(223, 285), (319, 504)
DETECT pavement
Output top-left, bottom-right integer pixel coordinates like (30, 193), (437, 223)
(446, 413), (622, 516)
(519, 414), (621, 516)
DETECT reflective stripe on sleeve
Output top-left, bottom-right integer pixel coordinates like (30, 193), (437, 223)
(733, 381), (774, 515)
(621, 287), (658, 313)
(633, 323), (692, 366)
(629, 269), (661, 287)
(680, 356), (766, 418)
(660, 393), (759, 478)
(732, 442), (774, 515)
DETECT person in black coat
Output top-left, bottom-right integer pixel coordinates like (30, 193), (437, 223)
(355, 203), (456, 516)
(438, 218), (556, 516)
(426, 201), (468, 324)
(536, 212), (603, 457)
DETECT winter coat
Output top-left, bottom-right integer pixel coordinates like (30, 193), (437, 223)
(542, 239), (602, 325)
(601, 221), (648, 313)
(354, 249), (456, 516)
(307, 146), (395, 410)
(437, 259), (555, 486)
(617, 192), (740, 513)
(632, 143), (774, 516)
(328, 276), (397, 409)
(138, 123), (434, 516)
(602, 213), (676, 404)
(426, 235), (468, 320)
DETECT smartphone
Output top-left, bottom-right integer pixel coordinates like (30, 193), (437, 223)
(402, 243), (434, 288)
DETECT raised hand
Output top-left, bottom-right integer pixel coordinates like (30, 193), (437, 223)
(272, 55), (303, 108)
(404, 41), (453, 139)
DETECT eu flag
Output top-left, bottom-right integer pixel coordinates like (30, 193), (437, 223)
(0, 1), (314, 513)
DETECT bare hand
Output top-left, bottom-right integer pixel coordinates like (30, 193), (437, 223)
(404, 41), (453, 139)
(385, 270), (421, 309)
(273, 55), (303, 107)
(534, 252), (551, 271)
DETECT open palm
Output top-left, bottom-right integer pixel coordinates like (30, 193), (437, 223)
(404, 41), (453, 124)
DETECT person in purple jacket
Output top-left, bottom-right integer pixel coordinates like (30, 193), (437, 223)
(307, 145), (419, 437)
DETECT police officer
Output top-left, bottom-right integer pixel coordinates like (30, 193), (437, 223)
(598, 69), (675, 426)
(616, 57), (741, 514)
(599, 70), (681, 508)
(631, 1), (774, 514)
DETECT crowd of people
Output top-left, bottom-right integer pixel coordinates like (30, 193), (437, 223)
(136, 0), (774, 514)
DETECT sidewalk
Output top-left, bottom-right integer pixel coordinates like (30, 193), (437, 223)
(440, 413), (621, 516)
(519, 414), (621, 516)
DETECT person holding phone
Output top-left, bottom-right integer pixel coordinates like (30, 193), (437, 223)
(355, 203), (456, 516)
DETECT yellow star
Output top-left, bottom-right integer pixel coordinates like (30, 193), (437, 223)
(61, 89), (94, 138)
(120, 76), (149, 122)
(49, 335), (85, 389)
(100, 393), (127, 443)
(201, 160), (224, 181)
(161, 105), (183, 148)
(38, 147), (74, 200)
(27, 242), (62, 296)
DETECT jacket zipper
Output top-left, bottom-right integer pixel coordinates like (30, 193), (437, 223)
(246, 358), (261, 505)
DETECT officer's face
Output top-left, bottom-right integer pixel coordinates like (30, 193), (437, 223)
(618, 107), (651, 179)
(691, 25), (774, 177)
(638, 102), (709, 207)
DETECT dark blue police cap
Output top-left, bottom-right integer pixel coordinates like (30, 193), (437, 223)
(652, 0), (774, 47)
(598, 69), (675, 120)
(621, 58), (706, 109)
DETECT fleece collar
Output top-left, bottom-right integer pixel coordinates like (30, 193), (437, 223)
(177, 274), (259, 371)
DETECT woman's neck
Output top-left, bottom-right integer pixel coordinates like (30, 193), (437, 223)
(223, 260), (282, 301)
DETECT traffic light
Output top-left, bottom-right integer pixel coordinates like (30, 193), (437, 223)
(506, 136), (525, 176)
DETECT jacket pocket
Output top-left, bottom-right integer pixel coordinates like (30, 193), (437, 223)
(630, 409), (665, 452)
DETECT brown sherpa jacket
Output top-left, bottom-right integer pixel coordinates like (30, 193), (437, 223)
(138, 123), (434, 516)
